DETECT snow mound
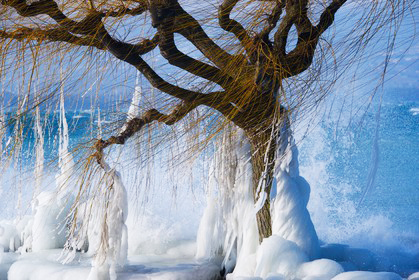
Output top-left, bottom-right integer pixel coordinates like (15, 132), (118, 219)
(331, 271), (402, 280)
(297, 259), (343, 279)
(254, 235), (308, 279)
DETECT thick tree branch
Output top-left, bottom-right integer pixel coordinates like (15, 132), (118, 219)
(151, 7), (235, 88)
(272, 0), (347, 78)
(93, 100), (201, 163)
(218, 0), (253, 55)
(100, 3), (147, 18)
(166, 1), (242, 69)
(0, 27), (105, 49)
(2, 0), (212, 103)
(99, 29), (208, 102)
(273, 12), (295, 56)
(316, 0), (348, 35)
(259, 0), (285, 44)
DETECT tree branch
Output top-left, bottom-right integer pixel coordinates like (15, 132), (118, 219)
(0, 27), (104, 49)
(2, 0), (213, 103)
(151, 6), (235, 88)
(166, 1), (242, 69)
(93, 100), (198, 163)
(218, 0), (253, 55)
(271, 0), (347, 78)
(259, 0), (285, 44)
(316, 0), (348, 35)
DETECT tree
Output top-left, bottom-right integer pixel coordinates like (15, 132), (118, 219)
(0, 0), (412, 243)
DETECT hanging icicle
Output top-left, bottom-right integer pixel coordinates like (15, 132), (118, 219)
(57, 66), (75, 192)
(33, 85), (44, 199)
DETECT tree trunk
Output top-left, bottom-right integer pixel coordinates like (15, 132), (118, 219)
(247, 126), (277, 242)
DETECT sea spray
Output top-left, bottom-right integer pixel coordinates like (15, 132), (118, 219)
(0, 84), (4, 196)
(358, 101), (381, 207)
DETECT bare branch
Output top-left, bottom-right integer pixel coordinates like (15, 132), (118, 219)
(133, 33), (160, 55)
(2, 0), (211, 103)
(316, 0), (348, 35)
(98, 29), (207, 102)
(0, 27), (104, 49)
(273, 12), (294, 56)
(93, 100), (198, 163)
(151, 7), (235, 88)
(259, 0), (285, 43)
(170, 2), (242, 69)
(100, 3), (147, 18)
(218, 0), (253, 54)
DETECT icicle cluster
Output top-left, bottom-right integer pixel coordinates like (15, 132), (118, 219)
(196, 122), (320, 279)
(196, 128), (258, 273)
(87, 162), (128, 280)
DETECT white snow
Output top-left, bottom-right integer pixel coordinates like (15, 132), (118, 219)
(31, 192), (71, 252)
(331, 271), (402, 280)
(254, 235), (308, 279)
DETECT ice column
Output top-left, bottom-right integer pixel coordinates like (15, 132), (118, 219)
(270, 122), (320, 260)
(33, 88), (44, 199)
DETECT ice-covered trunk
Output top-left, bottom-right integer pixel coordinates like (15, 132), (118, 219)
(247, 121), (319, 258)
(196, 122), (320, 277)
(248, 128), (277, 242)
(196, 129), (259, 273)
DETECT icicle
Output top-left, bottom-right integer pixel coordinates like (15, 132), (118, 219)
(196, 128), (258, 275)
(33, 85), (44, 199)
(29, 68), (74, 253)
(0, 81), (5, 195)
(14, 85), (27, 217)
(57, 67), (74, 191)
(97, 107), (103, 139)
(120, 71), (141, 134)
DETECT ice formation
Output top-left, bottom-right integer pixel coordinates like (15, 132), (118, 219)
(196, 122), (320, 279)
(33, 91), (44, 199)
(86, 161), (129, 280)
